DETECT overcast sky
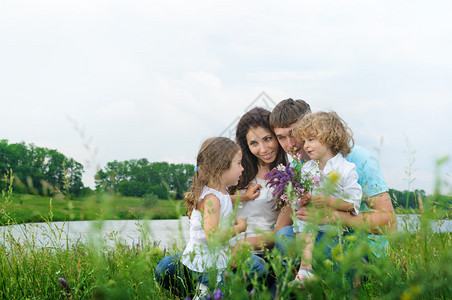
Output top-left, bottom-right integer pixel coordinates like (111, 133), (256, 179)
(1, 0), (451, 194)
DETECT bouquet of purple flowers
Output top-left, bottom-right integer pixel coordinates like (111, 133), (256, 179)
(264, 153), (321, 210)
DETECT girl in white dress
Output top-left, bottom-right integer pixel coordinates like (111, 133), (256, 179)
(230, 107), (289, 250)
(181, 137), (247, 289)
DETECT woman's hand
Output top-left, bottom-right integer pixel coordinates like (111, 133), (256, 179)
(235, 217), (247, 233)
(244, 183), (262, 201)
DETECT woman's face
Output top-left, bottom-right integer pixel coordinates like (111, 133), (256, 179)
(245, 126), (279, 165)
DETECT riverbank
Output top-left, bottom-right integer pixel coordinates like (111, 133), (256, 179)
(2, 215), (451, 251)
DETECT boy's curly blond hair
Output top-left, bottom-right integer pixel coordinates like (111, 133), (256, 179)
(293, 111), (354, 156)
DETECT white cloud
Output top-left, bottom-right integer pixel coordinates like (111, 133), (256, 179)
(99, 100), (137, 120)
(1, 0), (451, 194)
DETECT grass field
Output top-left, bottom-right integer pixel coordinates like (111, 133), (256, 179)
(1, 166), (451, 299)
(4, 193), (185, 224)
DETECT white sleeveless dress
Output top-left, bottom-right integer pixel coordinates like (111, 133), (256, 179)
(181, 186), (235, 280)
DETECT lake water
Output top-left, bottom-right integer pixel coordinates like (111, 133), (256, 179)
(1, 215), (451, 250)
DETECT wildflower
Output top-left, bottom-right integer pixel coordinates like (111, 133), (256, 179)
(323, 259), (334, 267)
(293, 152), (302, 162)
(58, 277), (70, 293)
(401, 284), (421, 300)
(327, 170), (340, 185)
(250, 288), (254, 295)
(276, 164), (286, 172)
(213, 288), (223, 299)
(331, 245), (343, 262)
(265, 155), (321, 210)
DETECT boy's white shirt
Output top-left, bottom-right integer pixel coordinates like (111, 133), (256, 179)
(302, 153), (362, 215)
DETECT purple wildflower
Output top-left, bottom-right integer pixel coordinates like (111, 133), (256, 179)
(250, 288), (254, 295)
(213, 289), (223, 299)
(265, 156), (321, 210)
(58, 277), (70, 293)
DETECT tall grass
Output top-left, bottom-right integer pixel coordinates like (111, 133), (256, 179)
(1, 159), (451, 299)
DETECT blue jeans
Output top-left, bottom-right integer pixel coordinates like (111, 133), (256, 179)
(154, 254), (195, 298)
(274, 225), (367, 293)
(275, 225), (340, 264)
(154, 253), (267, 297)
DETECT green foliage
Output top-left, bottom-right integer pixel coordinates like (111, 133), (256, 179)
(389, 188), (427, 210)
(0, 154), (450, 298)
(0, 139), (85, 196)
(2, 219), (450, 298)
(95, 159), (194, 199)
(142, 193), (158, 208)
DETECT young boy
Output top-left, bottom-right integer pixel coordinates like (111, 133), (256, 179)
(290, 111), (362, 286)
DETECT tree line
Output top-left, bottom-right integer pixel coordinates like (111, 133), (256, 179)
(0, 140), (84, 196)
(0, 140), (195, 200)
(2, 140), (449, 207)
(94, 159), (195, 199)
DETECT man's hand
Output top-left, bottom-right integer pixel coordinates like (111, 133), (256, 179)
(311, 194), (328, 208)
(295, 205), (338, 225)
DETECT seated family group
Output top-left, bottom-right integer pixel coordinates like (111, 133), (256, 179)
(154, 99), (397, 297)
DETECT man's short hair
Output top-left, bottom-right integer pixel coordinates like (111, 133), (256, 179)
(269, 98), (311, 129)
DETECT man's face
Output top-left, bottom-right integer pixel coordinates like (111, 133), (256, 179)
(273, 123), (307, 159)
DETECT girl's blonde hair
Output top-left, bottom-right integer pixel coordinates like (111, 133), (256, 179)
(293, 111), (354, 156)
(184, 137), (240, 218)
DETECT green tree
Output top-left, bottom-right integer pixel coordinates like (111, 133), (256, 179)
(95, 159), (194, 199)
(0, 140), (85, 196)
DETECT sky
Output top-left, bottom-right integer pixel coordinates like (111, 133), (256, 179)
(1, 0), (451, 194)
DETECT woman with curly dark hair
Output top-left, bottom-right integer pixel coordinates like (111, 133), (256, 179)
(230, 107), (290, 250)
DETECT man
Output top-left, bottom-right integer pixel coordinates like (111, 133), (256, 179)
(269, 98), (396, 257)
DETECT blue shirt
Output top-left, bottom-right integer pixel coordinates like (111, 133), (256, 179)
(345, 145), (388, 201)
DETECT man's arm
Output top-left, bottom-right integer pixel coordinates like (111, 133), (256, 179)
(336, 191), (397, 234)
(296, 192), (397, 234)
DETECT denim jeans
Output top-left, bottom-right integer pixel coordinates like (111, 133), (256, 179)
(274, 225), (367, 295)
(154, 253), (267, 297)
(275, 225), (341, 264)
(154, 254), (195, 298)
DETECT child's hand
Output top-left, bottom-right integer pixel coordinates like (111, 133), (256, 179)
(235, 217), (247, 233)
(244, 183), (262, 201)
(298, 192), (312, 206)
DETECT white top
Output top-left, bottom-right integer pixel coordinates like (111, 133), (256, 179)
(296, 153), (362, 233)
(235, 177), (278, 239)
(181, 186), (235, 279)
